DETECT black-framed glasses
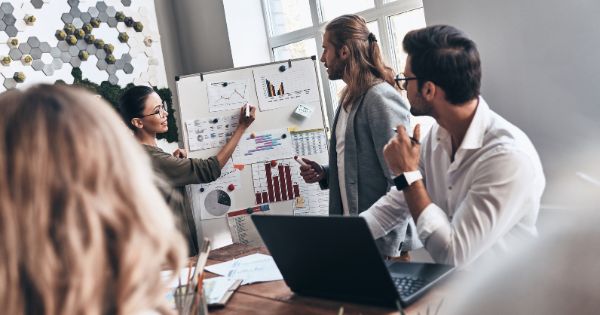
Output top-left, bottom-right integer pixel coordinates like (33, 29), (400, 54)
(394, 74), (418, 91)
(140, 101), (168, 118)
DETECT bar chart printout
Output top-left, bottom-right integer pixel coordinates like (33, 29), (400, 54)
(251, 159), (302, 204)
(265, 79), (284, 97)
(253, 58), (320, 111)
(232, 128), (294, 165)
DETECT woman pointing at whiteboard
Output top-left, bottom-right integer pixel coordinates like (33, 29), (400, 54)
(119, 85), (256, 256)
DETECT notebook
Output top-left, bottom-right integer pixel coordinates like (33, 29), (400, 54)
(251, 215), (454, 308)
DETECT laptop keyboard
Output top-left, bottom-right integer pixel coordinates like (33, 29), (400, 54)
(392, 276), (427, 298)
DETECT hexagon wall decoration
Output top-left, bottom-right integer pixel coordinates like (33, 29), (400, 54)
(0, 0), (169, 99)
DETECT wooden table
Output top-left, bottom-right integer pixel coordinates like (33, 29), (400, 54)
(205, 243), (447, 315)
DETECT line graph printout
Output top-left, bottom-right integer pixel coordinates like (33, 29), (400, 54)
(232, 128), (294, 165)
(186, 113), (239, 152)
(252, 59), (320, 111)
(207, 80), (250, 112)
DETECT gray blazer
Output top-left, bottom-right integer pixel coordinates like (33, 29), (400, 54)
(319, 82), (414, 257)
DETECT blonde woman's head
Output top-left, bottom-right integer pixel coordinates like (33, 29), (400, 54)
(0, 84), (186, 315)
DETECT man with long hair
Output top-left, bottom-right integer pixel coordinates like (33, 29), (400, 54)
(360, 25), (545, 267)
(300, 15), (418, 259)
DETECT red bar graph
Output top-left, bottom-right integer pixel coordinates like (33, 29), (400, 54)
(255, 192), (262, 204)
(274, 176), (281, 201)
(278, 165), (287, 199)
(254, 160), (301, 205)
(285, 165), (293, 200)
(265, 162), (274, 202)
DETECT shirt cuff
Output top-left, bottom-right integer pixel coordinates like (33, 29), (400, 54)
(359, 210), (387, 239)
(416, 203), (447, 242)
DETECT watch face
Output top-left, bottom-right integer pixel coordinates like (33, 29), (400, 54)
(394, 174), (409, 191)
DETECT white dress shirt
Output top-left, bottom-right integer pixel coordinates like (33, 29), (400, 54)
(360, 97), (545, 266)
(335, 107), (350, 215)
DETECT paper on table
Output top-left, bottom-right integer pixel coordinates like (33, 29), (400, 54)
(204, 253), (283, 285)
(203, 277), (241, 305)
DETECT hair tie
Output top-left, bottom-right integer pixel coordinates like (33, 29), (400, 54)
(368, 33), (377, 43)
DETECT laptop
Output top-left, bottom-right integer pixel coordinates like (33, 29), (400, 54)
(251, 215), (453, 308)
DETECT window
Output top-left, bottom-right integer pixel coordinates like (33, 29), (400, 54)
(389, 8), (426, 73)
(273, 38), (318, 60)
(265, 0), (313, 35)
(320, 0), (374, 22)
(262, 0), (427, 128)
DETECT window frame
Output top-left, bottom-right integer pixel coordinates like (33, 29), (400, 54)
(260, 0), (424, 126)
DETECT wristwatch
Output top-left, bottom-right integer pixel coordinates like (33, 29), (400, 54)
(393, 170), (423, 191)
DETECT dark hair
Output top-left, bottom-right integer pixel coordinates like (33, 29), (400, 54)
(118, 85), (154, 131)
(403, 25), (481, 105)
(326, 14), (396, 108)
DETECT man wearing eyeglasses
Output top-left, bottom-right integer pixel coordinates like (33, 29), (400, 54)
(360, 25), (545, 267)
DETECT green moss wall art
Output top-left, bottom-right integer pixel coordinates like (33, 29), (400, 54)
(66, 67), (179, 143)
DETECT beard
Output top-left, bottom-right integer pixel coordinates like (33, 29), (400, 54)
(409, 92), (433, 117)
(327, 59), (346, 80)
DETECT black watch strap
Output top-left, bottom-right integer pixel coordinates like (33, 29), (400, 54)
(393, 174), (409, 191)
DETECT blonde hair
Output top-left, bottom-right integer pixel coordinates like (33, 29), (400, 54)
(325, 14), (397, 109)
(0, 84), (186, 315)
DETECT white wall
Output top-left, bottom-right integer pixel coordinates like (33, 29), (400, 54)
(155, 0), (233, 77)
(155, 0), (236, 143)
(423, 0), (600, 209)
(223, 0), (271, 67)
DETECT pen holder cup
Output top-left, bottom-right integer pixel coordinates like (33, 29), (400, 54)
(173, 285), (209, 315)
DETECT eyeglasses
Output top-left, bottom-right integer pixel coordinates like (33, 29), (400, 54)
(140, 101), (168, 118)
(395, 74), (418, 91)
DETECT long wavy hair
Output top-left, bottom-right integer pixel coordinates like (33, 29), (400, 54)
(325, 14), (397, 109)
(0, 84), (186, 315)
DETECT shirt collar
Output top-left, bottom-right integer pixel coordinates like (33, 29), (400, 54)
(431, 96), (490, 151)
(459, 96), (489, 150)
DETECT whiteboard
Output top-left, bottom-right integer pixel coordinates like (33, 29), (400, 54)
(175, 57), (330, 249)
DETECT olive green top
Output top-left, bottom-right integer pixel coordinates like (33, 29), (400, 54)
(143, 145), (221, 256)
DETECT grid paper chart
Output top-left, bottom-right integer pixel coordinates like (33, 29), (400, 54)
(291, 128), (328, 156)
